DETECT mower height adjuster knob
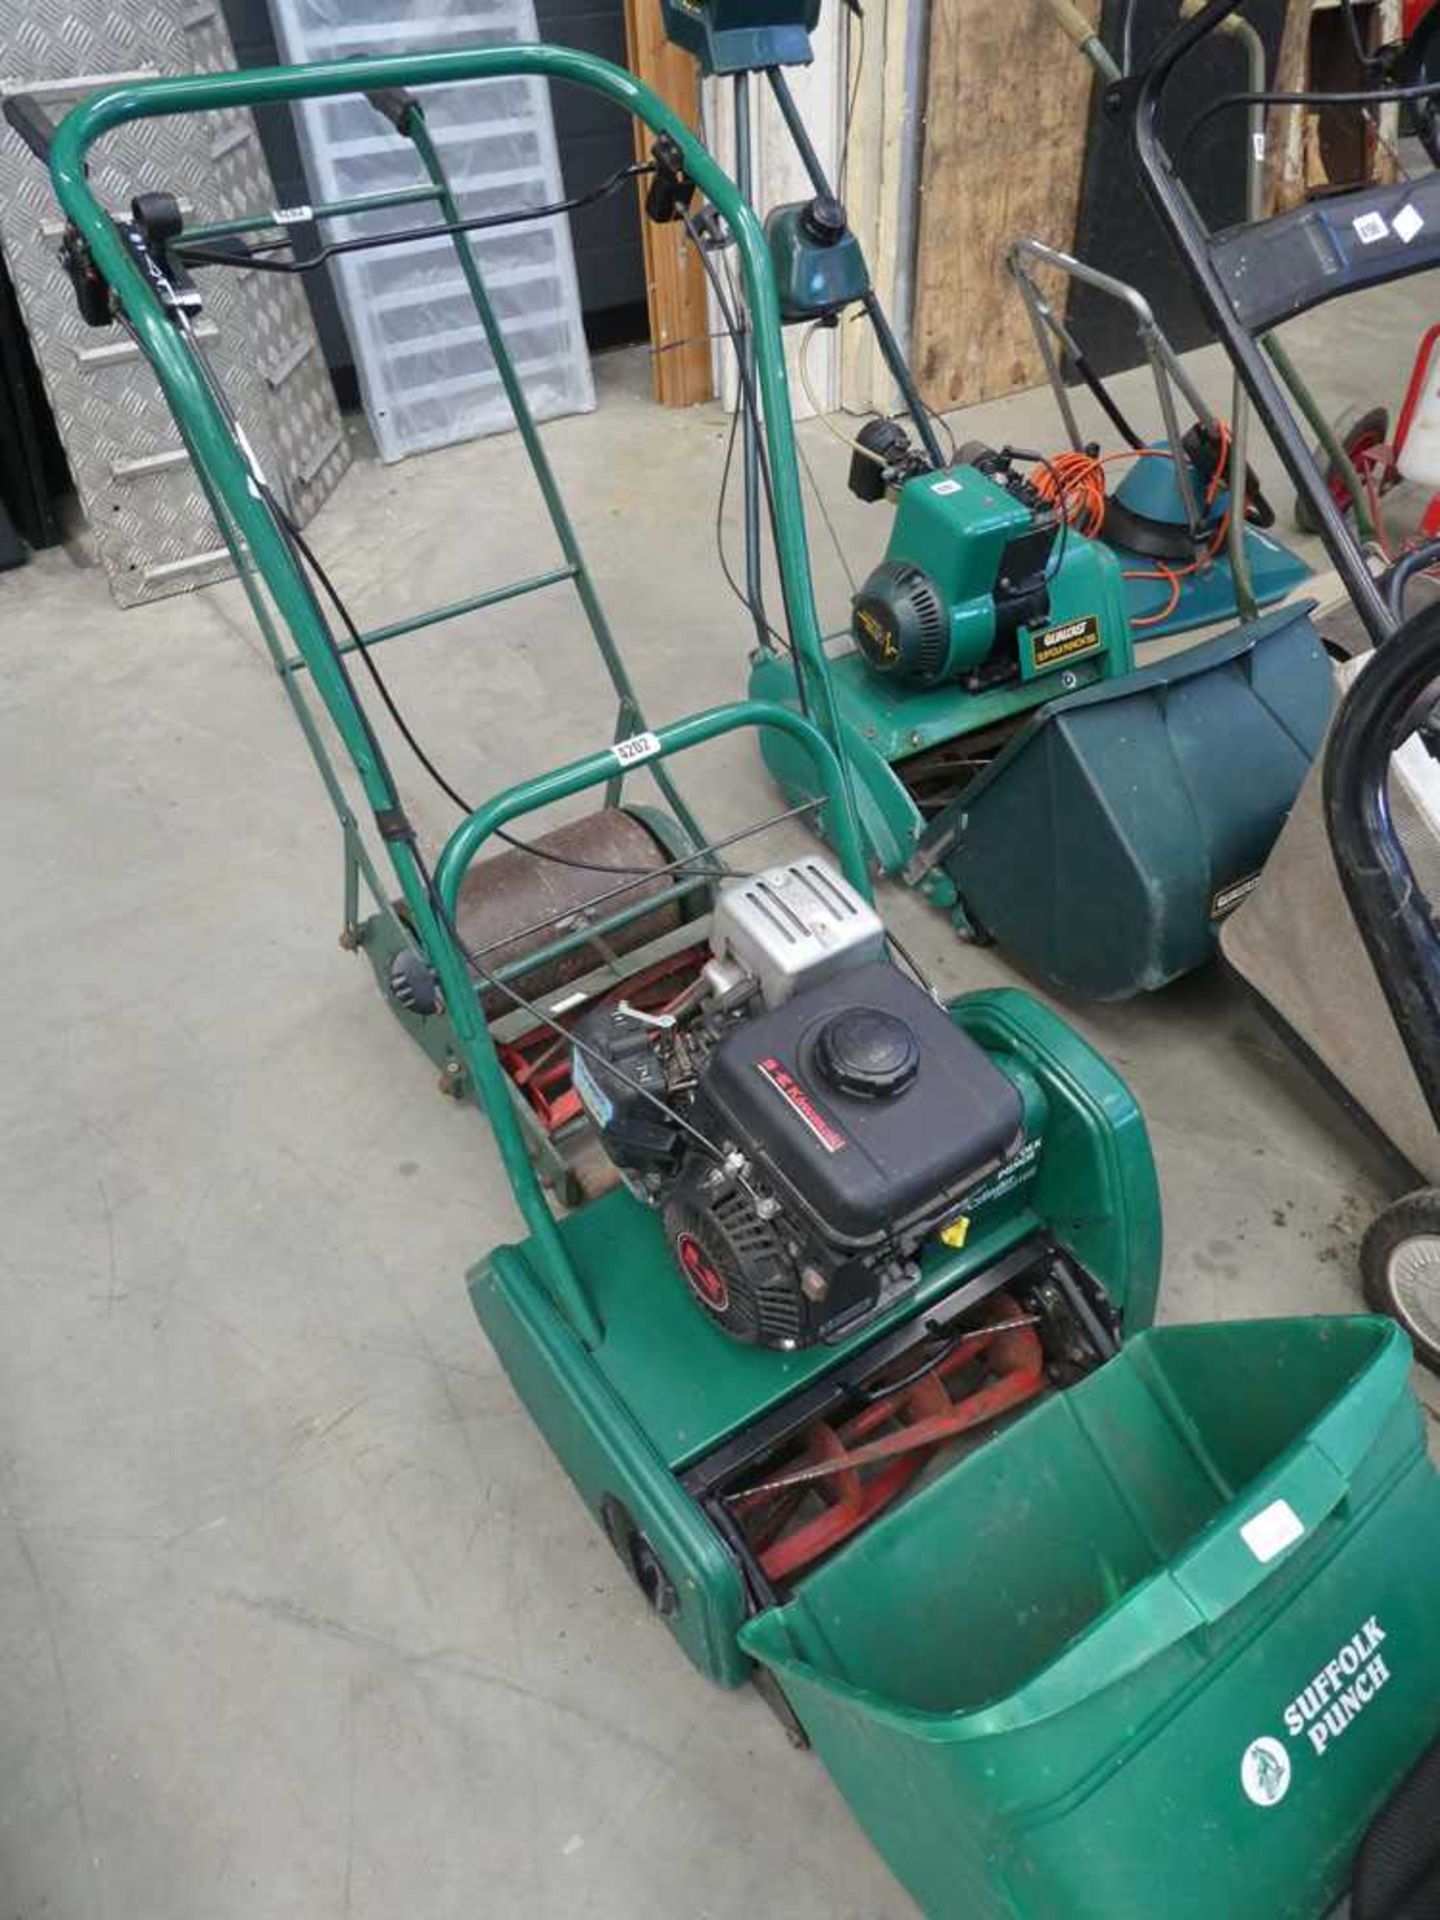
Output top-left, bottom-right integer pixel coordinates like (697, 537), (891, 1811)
(389, 949), (443, 1018)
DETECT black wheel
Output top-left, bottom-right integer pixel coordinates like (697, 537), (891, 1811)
(1294, 404), (1394, 536)
(1360, 1189), (1440, 1373)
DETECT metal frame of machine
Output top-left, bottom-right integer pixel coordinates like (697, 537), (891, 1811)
(11, 32), (1164, 1595)
(1035, 0), (1307, 636)
(13, 32), (1440, 1917)
(162, 86), (726, 1200)
(1006, 234), (1310, 633)
(1130, 0), (1440, 1379)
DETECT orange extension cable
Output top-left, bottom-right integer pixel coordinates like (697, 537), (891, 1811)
(1031, 424), (1234, 629)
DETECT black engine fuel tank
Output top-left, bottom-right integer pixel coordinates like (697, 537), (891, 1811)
(700, 962), (1024, 1248)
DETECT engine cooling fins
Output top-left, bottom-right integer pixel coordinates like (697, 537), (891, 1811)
(664, 1190), (803, 1347)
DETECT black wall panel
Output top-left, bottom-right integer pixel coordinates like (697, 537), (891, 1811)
(1066, 0), (1287, 377)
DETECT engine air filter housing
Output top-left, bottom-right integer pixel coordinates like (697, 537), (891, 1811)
(710, 857), (886, 1006)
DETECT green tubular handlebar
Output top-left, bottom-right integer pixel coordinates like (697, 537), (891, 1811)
(434, 700), (865, 918)
(46, 47), (857, 811)
(46, 49), (868, 1345)
(180, 181), (442, 242)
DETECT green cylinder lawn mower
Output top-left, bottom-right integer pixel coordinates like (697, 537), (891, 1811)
(15, 29), (1440, 1920)
(683, 0), (1329, 999)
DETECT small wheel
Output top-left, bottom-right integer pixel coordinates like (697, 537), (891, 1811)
(1360, 1189), (1440, 1373)
(1294, 404), (1395, 536)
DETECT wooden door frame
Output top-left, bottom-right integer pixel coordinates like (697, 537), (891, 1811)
(622, 0), (714, 405)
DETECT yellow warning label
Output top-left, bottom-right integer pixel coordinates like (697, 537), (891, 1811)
(939, 1215), (970, 1250)
(1032, 613), (1101, 670)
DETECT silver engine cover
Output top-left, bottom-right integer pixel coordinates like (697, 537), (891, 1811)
(709, 856), (886, 1007)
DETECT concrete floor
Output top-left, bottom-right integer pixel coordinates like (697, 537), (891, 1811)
(2, 276), (1439, 1919)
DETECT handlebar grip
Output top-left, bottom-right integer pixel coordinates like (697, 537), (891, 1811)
(3, 92), (56, 164)
(365, 85), (419, 132)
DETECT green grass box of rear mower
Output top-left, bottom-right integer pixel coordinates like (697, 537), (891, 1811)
(751, 458), (1332, 998)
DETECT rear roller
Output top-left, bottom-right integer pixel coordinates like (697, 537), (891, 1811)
(449, 805), (698, 1012)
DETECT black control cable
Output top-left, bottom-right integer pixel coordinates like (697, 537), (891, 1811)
(172, 160), (654, 275)
(177, 308), (737, 890)
(680, 203), (812, 719)
(714, 396), (790, 649)
(275, 506), (741, 883)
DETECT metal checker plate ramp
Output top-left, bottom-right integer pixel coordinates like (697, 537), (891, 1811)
(0, 3), (349, 606)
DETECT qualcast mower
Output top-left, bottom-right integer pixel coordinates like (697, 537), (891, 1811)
(12, 33), (1440, 1918)
(688, 0), (1329, 998)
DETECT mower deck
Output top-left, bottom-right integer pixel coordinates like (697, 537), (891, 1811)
(478, 982), (1158, 1467)
(492, 1176), (1048, 1472)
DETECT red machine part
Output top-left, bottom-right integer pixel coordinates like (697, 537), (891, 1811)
(1393, 324), (1440, 463)
(728, 1296), (1046, 1583)
(1390, 325), (1440, 538)
(498, 1028), (586, 1132)
(497, 940), (711, 1136)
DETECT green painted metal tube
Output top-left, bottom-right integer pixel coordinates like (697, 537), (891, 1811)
(180, 180), (441, 243)
(47, 49), (859, 803)
(405, 110), (636, 711)
(400, 103), (706, 844)
(280, 564), (579, 671)
(434, 698), (864, 919)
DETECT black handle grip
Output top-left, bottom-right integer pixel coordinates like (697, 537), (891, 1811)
(3, 92), (57, 164)
(365, 85), (419, 132)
